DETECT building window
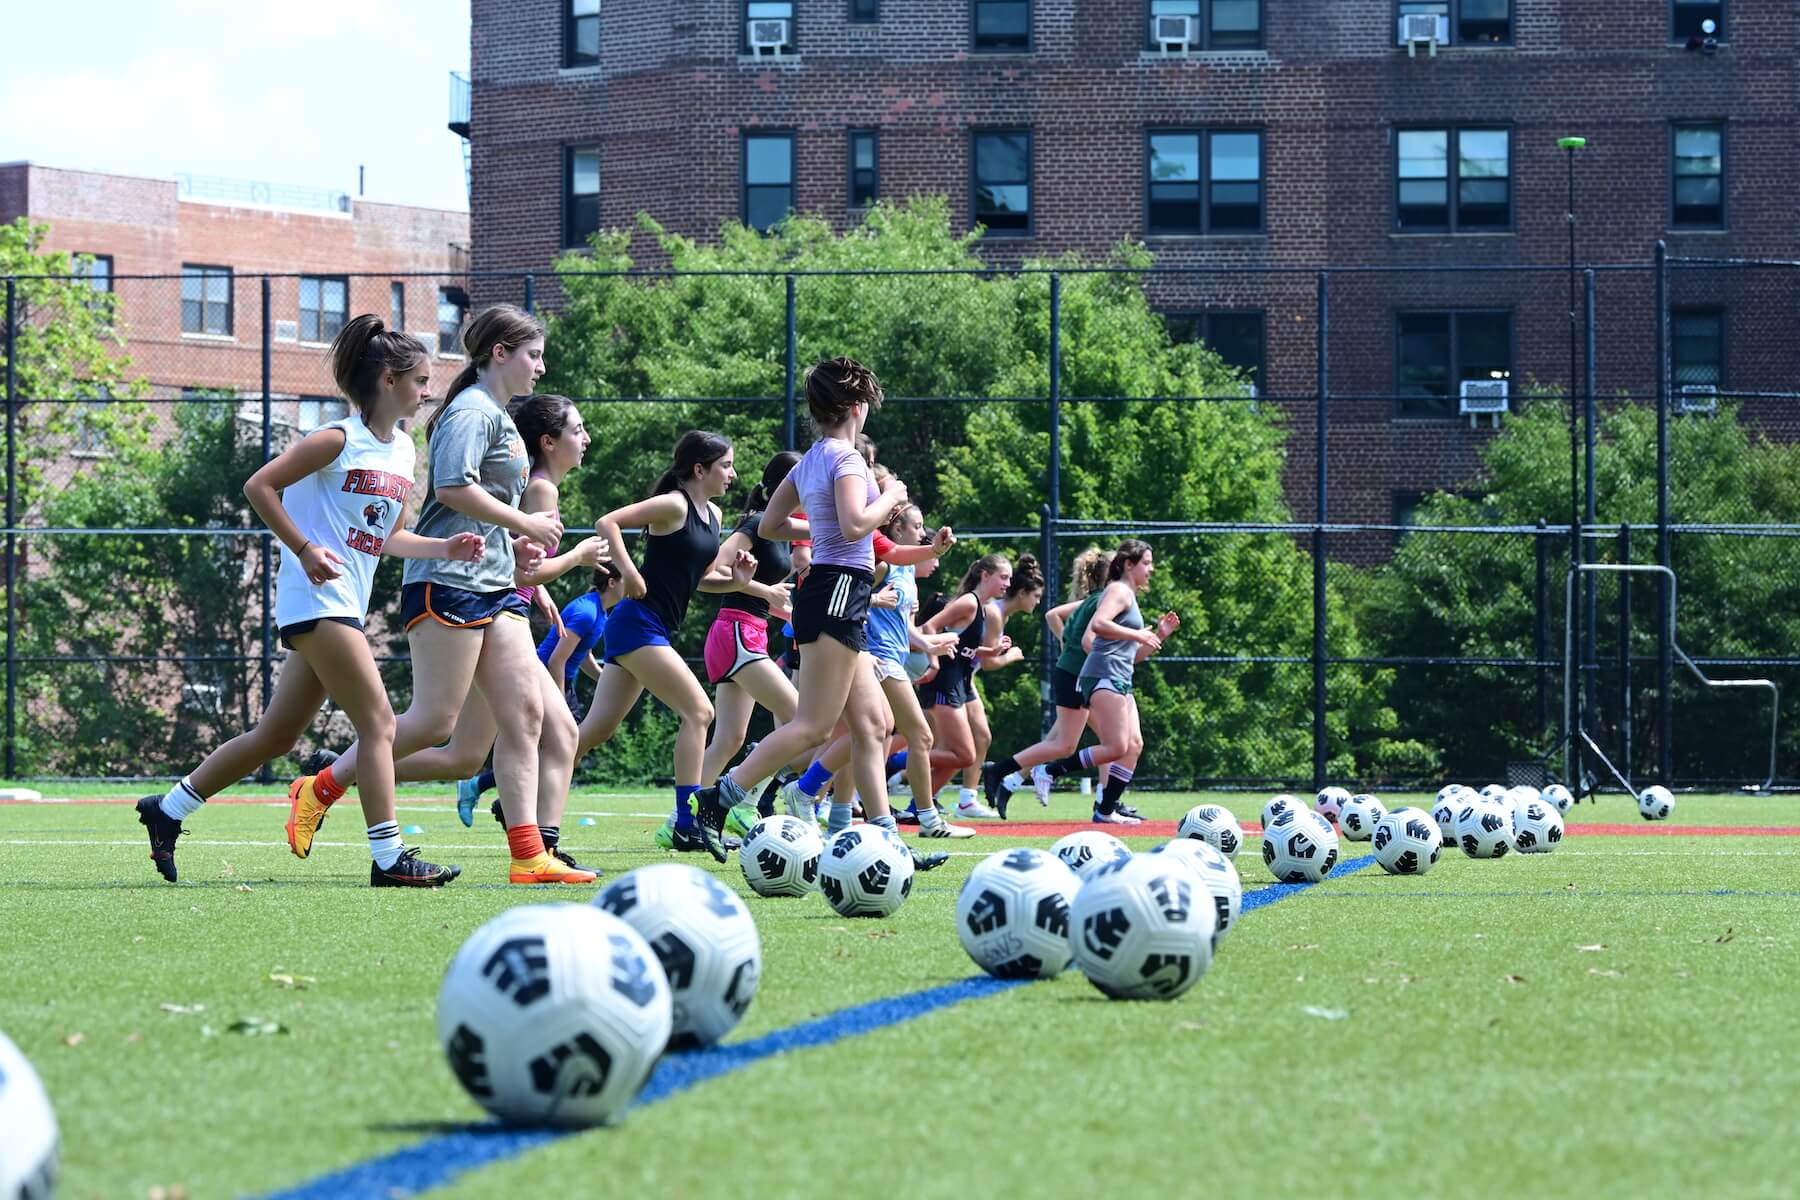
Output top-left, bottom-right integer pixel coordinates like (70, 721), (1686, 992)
(746, 1), (795, 53)
(1147, 129), (1263, 234)
(744, 132), (795, 232)
(181, 265), (232, 336)
(72, 253), (112, 293)
(565, 146), (601, 247)
(298, 396), (352, 432)
(1672, 0), (1723, 40)
(390, 282), (405, 331)
(1397, 1), (1510, 45)
(565, 0), (600, 67)
(1672, 123), (1724, 228)
(437, 288), (467, 357)
(1671, 308), (1724, 388)
(1396, 310), (1511, 418)
(973, 0), (1030, 51)
(972, 130), (1031, 234)
(849, 130), (879, 208)
(850, 0), (880, 20)
(299, 276), (348, 344)
(1147, 0), (1262, 50)
(1167, 312), (1265, 390)
(1396, 127), (1510, 232)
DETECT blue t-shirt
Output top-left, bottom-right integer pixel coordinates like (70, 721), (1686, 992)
(536, 591), (607, 684)
(866, 563), (916, 667)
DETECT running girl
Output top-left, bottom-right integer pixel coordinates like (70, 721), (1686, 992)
(950, 552), (1045, 819)
(915, 553), (1014, 807)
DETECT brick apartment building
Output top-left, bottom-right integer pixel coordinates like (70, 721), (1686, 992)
(0, 163), (472, 442)
(458, 0), (1794, 534)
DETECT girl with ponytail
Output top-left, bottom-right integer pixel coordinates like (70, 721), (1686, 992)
(285, 304), (599, 886)
(945, 551), (1044, 819)
(136, 315), (483, 887)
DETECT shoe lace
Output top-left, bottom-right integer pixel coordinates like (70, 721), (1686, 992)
(392, 846), (425, 872)
(551, 847), (578, 868)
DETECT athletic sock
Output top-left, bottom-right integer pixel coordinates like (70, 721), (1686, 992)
(796, 760), (834, 799)
(917, 803), (943, 830)
(883, 751), (908, 776)
(957, 787), (978, 809)
(1003, 771), (1025, 791)
(869, 813), (898, 833)
(475, 768), (497, 796)
(1101, 765), (1132, 811)
(314, 764), (346, 806)
(718, 773), (752, 807)
(506, 823), (547, 862)
(672, 786), (699, 832)
(828, 802), (854, 836)
(540, 825), (560, 851)
(367, 821), (403, 869)
(993, 754), (1019, 779)
(1045, 747), (1095, 780)
(158, 776), (205, 822)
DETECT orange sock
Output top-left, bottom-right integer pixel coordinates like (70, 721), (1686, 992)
(315, 764), (346, 806)
(507, 823), (546, 861)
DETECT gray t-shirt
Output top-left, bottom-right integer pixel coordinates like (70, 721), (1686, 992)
(402, 385), (529, 593)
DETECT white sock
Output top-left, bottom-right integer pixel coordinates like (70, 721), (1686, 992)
(367, 821), (403, 869)
(958, 787), (978, 808)
(918, 803), (942, 830)
(159, 777), (205, 821)
(828, 802), (854, 836)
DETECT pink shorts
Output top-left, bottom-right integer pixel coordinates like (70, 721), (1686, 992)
(704, 609), (771, 684)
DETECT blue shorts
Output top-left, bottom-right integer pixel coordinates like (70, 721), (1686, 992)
(402, 583), (529, 631)
(601, 597), (672, 664)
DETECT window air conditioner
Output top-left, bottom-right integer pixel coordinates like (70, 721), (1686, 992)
(1154, 14), (1196, 50)
(1398, 13), (1448, 55)
(1677, 383), (1718, 414)
(274, 319), (298, 342)
(1459, 378), (1509, 424)
(749, 18), (790, 53)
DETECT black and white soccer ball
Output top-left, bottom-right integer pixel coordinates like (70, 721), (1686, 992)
(595, 863), (762, 1049)
(1371, 806), (1444, 876)
(738, 814), (823, 898)
(1542, 783), (1574, 815)
(1071, 855), (1216, 1001)
(1339, 793), (1388, 842)
(1512, 801), (1565, 854)
(1176, 804), (1243, 859)
(1261, 793), (1303, 829)
(1479, 783), (1508, 801)
(819, 825), (915, 917)
(1504, 785), (1542, 825)
(1050, 830), (1132, 881)
(1432, 785), (1471, 843)
(1151, 837), (1243, 949)
(0, 1029), (58, 1200)
(956, 848), (1081, 979)
(437, 903), (671, 1128)
(1456, 797), (1515, 859)
(1261, 810), (1340, 883)
(1314, 786), (1352, 823)
(1638, 785), (1675, 822)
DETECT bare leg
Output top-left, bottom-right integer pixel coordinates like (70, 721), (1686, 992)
(288, 623), (399, 829)
(611, 644), (714, 786)
(961, 690), (991, 792)
(1008, 706), (1090, 772)
(927, 703), (976, 796)
(700, 681), (755, 787)
(879, 674), (939, 811)
(575, 661), (645, 761)
(469, 617), (546, 830)
(323, 621), (482, 788)
(185, 654), (327, 798)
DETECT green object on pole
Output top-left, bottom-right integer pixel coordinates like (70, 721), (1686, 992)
(1557, 136), (1587, 150)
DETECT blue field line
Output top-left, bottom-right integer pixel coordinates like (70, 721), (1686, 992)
(256, 854), (1373, 1200)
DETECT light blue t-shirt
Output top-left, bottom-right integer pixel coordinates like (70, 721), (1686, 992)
(866, 562), (916, 666)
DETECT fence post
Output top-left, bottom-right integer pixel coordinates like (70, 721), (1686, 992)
(1045, 273), (1063, 737)
(1654, 241), (1673, 783)
(1312, 271), (1329, 791)
(523, 274), (536, 314)
(258, 276), (275, 782)
(783, 275), (797, 451)
(1535, 517), (1549, 738)
(3, 279), (15, 779)
(1618, 522), (1632, 777)
(1582, 268), (1599, 728)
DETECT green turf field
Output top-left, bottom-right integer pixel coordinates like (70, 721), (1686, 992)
(2, 787), (1796, 1199)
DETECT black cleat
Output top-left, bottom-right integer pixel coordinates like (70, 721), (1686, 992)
(894, 807), (921, 826)
(550, 847), (603, 878)
(984, 762), (1011, 820)
(909, 848), (951, 872)
(1115, 802), (1143, 821)
(490, 797), (506, 830)
(686, 786), (732, 864)
(371, 846), (460, 887)
(300, 748), (339, 776)
(135, 795), (183, 883)
(757, 771), (789, 820)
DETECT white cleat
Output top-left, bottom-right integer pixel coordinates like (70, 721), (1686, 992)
(1031, 764), (1052, 806)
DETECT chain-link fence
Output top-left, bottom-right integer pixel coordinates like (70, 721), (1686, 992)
(3, 246), (1796, 789)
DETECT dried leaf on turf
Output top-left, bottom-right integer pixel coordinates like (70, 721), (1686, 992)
(1302, 1006), (1348, 1020)
(1503, 974), (1527, 984)
(148, 1186), (191, 1200)
(226, 1017), (288, 1036)
(219, 860), (236, 877)
(1576, 944), (1607, 952)
(159, 1003), (205, 1015)
(1176, 1021), (1206, 1032)
(61, 1032), (84, 1047)
(268, 973), (316, 990)
(1714, 927), (1736, 944)
(1587, 968), (1623, 978)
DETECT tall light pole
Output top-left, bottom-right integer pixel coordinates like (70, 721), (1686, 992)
(1559, 134), (1587, 788)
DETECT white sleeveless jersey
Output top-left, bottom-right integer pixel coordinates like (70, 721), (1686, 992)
(273, 417), (416, 627)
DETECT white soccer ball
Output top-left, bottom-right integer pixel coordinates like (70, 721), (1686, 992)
(1261, 793), (1303, 829)
(1371, 806), (1443, 876)
(1261, 809), (1340, 883)
(1051, 830), (1132, 881)
(1151, 838), (1242, 947)
(594, 864), (762, 1050)
(0, 1029), (57, 1200)
(1638, 785), (1674, 821)
(1176, 804), (1244, 859)
(1479, 783), (1507, 801)
(1314, 786), (1352, 823)
(956, 848), (1081, 979)
(738, 814), (823, 898)
(1504, 786), (1542, 823)
(1431, 787), (1468, 843)
(1070, 854), (1216, 1001)
(1512, 800), (1565, 854)
(1456, 797), (1515, 859)
(437, 903), (671, 1128)
(818, 825), (915, 917)
(1339, 793), (1388, 841)
(1543, 783), (1574, 814)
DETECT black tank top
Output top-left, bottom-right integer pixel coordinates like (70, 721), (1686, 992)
(947, 591), (986, 679)
(722, 510), (792, 622)
(640, 490), (720, 631)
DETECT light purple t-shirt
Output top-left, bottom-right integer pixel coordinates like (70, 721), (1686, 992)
(792, 437), (876, 571)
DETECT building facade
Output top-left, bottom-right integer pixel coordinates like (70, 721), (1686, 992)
(461, 0), (1795, 532)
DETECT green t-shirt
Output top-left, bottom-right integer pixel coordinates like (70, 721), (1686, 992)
(1054, 591), (1104, 676)
(402, 385), (530, 593)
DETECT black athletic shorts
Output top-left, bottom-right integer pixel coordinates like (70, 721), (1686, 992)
(790, 563), (871, 653)
(921, 660), (974, 709)
(1051, 665), (1087, 710)
(279, 615), (364, 651)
